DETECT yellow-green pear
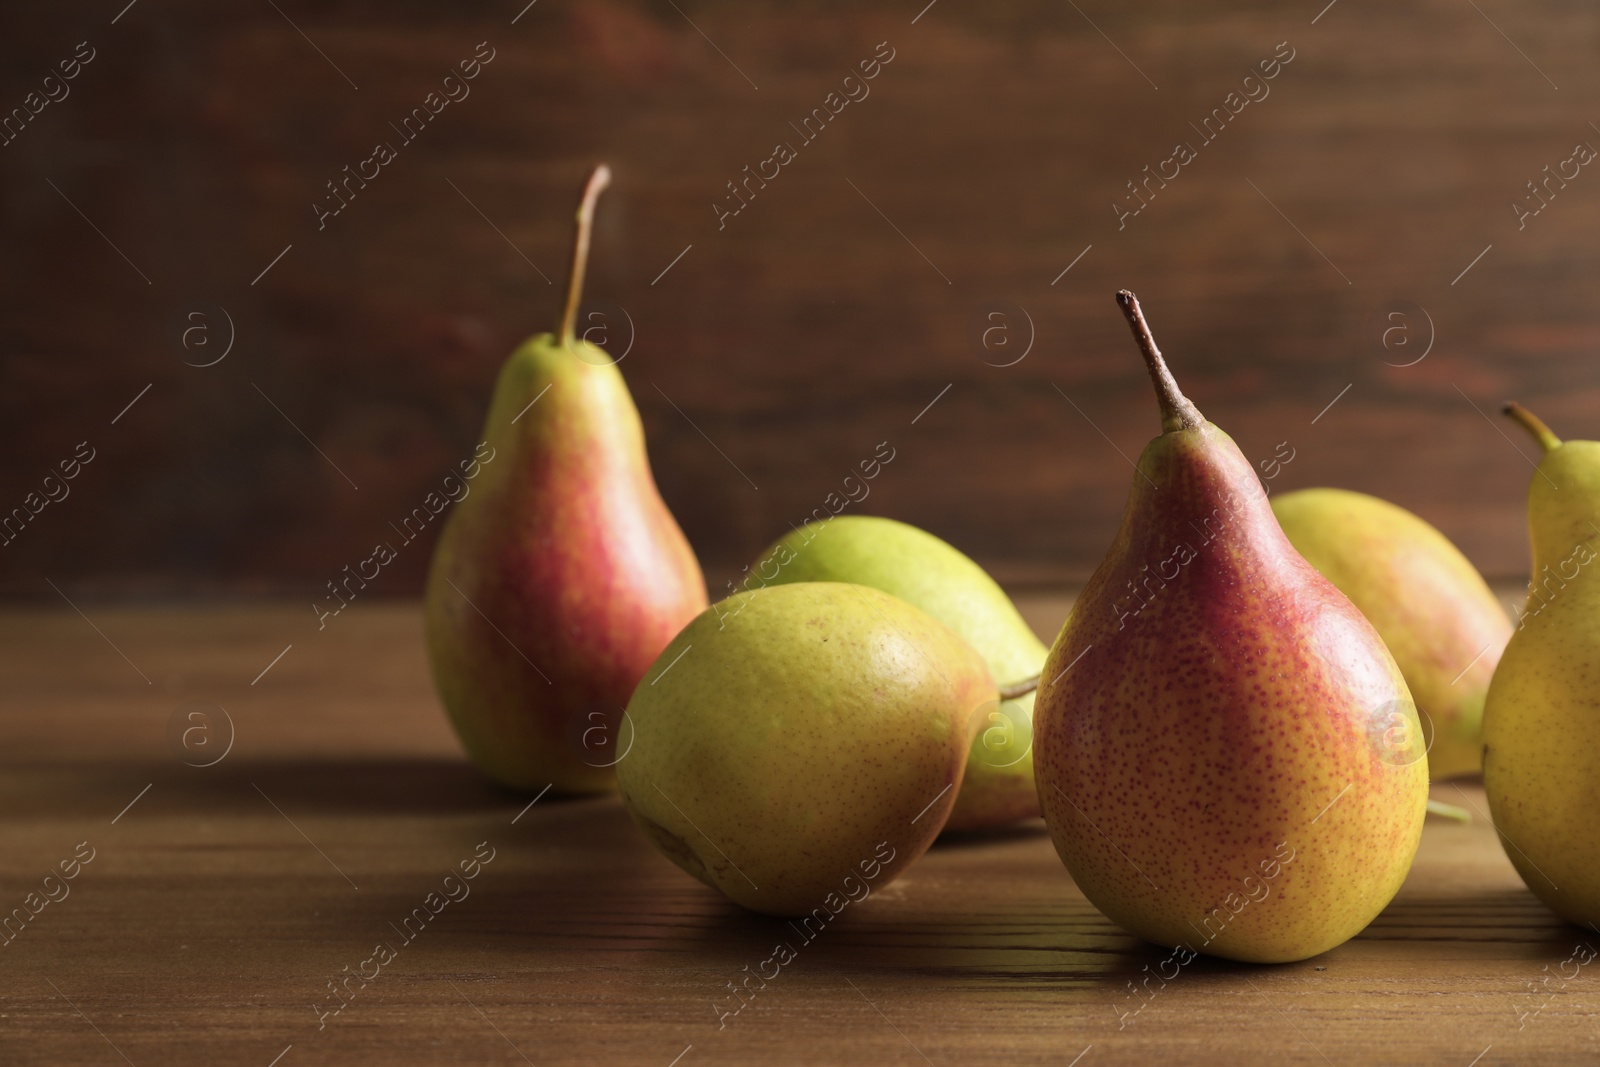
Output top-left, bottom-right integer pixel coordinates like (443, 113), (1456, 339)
(1272, 488), (1511, 778)
(1483, 402), (1600, 927)
(746, 516), (1049, 831)
(615, 582), (994, 916)
(1033, 293), (1427, 964)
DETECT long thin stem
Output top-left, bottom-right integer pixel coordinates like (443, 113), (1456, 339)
(1504, 401), (1562, 453)
(997, 674), (1040, 701)
(1425, 798), (1471, 823)
(559, 164), (612, 346)
(1116, 290), (1204, 433)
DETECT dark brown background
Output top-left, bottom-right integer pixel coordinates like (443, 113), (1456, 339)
(3, 0), (1597, 602)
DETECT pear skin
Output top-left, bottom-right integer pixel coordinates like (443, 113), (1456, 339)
(615, 582), (993, 916)
(1272, 488), (1511, 778)
(1033, 292), (1428, 964)
(424, 166), (707, 794)
(748, 516), (1049, 831)
(1483, 403), (1600, 927)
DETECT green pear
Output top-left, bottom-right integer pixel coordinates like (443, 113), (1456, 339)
(1033, 292), (1427, 964)
(615, 582), (995, 916)
(1483, 402), (1600, 927)
(424, 166), (707, 795)
(746, 516), (1049, 831)
(1272, 488), (1511, 778)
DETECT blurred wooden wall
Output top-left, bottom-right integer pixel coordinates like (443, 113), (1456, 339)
(2, 0), (1598, 600)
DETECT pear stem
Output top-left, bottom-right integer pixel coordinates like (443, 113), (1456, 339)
(1425, 798), (1472, 823)
(997, 674), (1040, 701)
(559, 164), (612, 347)
(1504, 401), (1562, 453)
(1117, 290), (1204, 433)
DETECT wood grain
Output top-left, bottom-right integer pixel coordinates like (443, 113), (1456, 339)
(2, 1), (1599, 597)
(0, 601), (1593, 1065)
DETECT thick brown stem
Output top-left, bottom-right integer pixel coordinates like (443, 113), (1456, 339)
(559, 164), (612, 346)
(1504, 401), (1562, 453)
(998, 674), (1040, 701)
(1116, 290), (1204, 433)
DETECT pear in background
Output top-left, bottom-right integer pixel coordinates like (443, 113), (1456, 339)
(616, 582), (993, 915)
(1272, 488), (1511, 778)
(1483, 402), (1600, 927)
(1033, 292), (1427, 964)
(748, 516), (1049, 831)
(424, 166), (707, 794)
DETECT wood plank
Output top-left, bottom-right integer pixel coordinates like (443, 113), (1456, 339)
(0, 602), (1591, 1065)
(3, 1), (1596, 596)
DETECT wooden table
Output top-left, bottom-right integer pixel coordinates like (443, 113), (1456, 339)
(1, 600), (1593, 1066)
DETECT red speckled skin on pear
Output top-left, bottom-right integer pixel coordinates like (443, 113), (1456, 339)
(1034, 423), (1427, 962)
(426, 350), (707, 793)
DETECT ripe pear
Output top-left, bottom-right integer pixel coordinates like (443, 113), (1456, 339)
(424, 166), (707, 794)
(1032, 292), (1428, 964)
(1483, 403), (1600, 927)
(1272, 488), (1511, 778)
(615, 582), (995, 916)
(747, 516), (1049, 831)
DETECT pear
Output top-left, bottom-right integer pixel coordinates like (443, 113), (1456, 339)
(615, 582), (994, 916)
(1483, 403), (1600, 927)
(1272, 488), (1511, 778)
(424, 165), (707, 794)
(747, 516), (1049, 830)
(1032, 292), (1428, 964)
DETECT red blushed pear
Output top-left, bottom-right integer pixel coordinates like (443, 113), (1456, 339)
(1032, 292), (1428, 964)
(424, 165), (708, 794)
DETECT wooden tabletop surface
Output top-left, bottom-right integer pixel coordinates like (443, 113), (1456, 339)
(1, 598), (1593, 1066)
